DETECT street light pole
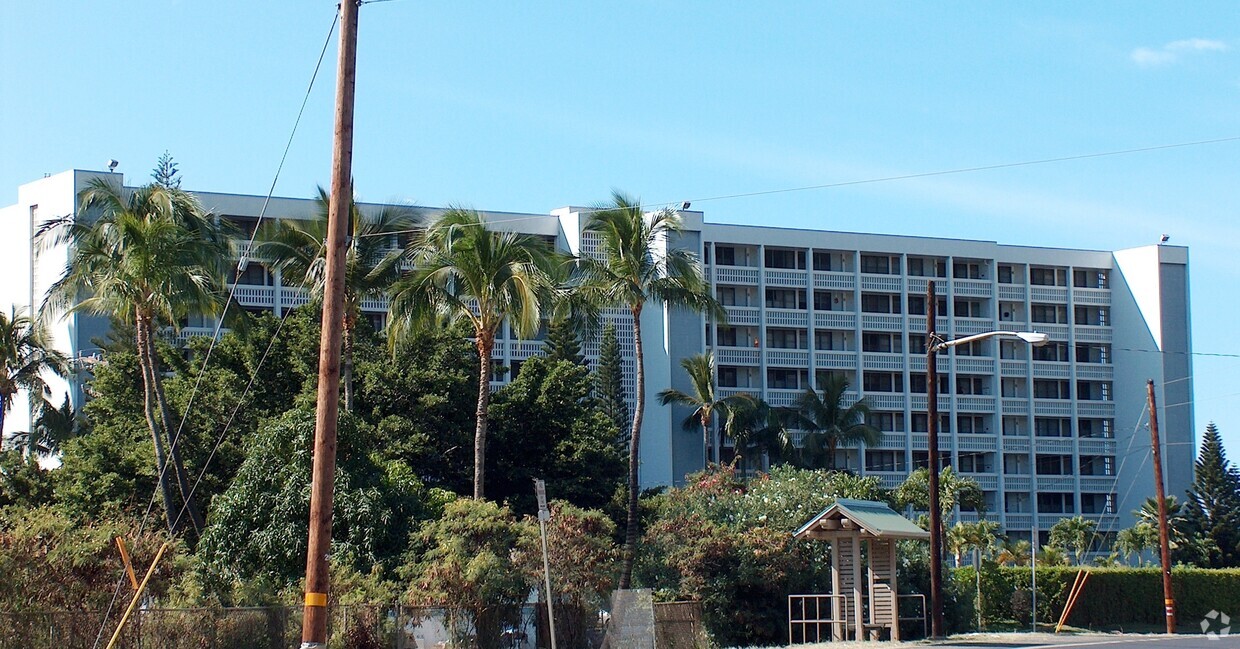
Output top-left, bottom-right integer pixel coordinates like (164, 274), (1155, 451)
(922, 286), (1050, 640)
(926, 281), (945, 638)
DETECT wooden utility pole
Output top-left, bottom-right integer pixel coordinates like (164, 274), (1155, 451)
(301, 1), (360, 647)
(1146, 379), (1177, 634)
(925, 280), (945, 638)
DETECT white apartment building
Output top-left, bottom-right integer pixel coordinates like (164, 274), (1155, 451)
(2, 169), (1194, 540)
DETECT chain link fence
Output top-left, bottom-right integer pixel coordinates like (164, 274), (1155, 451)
(0, 601), (702, 649)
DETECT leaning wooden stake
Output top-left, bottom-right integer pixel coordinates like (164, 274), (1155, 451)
(105, 541), (171, 649)
(115, 536), (140, 590)
(1055, 569), (1090, 632)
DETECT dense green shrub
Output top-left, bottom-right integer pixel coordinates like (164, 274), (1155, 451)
(961, 565), (1240, 630)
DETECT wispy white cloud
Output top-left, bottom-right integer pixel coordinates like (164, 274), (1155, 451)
(1131, 38), (1229, 67)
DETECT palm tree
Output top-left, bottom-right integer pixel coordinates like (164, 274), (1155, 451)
(1048, 516), (1098, 565)
(1114, 524), (1157, 565)
(788, 374), (879, 470)
(0, 306), (66, 443)
(388, 207), (557, 499)
(657, 352), (745, 466)
(721, 394), (792, 473)
(40, 177), (228, 535)
(8, 395), (77, 457)
(575, 191), (723, 589)
(258, 187), (417, 411)
(996, 537), (1032, 566)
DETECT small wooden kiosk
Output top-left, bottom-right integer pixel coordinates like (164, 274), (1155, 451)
(793, 499), (929, 641)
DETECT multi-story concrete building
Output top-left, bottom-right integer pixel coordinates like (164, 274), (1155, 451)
(2, 168), (1194, 541)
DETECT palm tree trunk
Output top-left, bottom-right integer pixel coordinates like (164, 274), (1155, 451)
(619, 304), (644, 590)
(144, 319), (204, 536)
(473, 329), (495, 500)
(702, 420), (710, 468)
(135, 315), (178, 533)
(827, 439), (837, 470)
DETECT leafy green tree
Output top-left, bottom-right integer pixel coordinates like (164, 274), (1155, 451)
(593, 321), (629, 450)
(6, 395), (78, 458)
(486, 356), (625, 514)
(0, 306), (66, 447)
(1183, 422), (1240, 567)
(1133, 494), (1215, 564)
(787, 374), (878, 469)
(946, 520), (1002, 567)
(151, 150), (182, 189)
(401, 498), (534, 649)
(543, 317), (584, 366)
(996, 537), (1031, 566)
(658, 352), (746, 466)
(389, 208), (557, 499)
(258, 187), (417, 411)
(575, 191), (723, 588)
(893, 467), (985, 517)
(0, 450), (54, 510)
(41, 176), (231, 536)
(1048, 516), (1098, 565)
(198, 407), (435, 589)
(1114, 524), (1157, 565)
(720, 394), (791, 473)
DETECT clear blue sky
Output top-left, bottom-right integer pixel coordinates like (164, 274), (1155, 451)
(4, 2), (1239, 456)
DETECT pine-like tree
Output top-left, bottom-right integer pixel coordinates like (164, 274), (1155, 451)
(1184, 422), (1240, 567)
(151, 150), (181, 189)
(593, 321), (630, 450)
(543, 317), (584, 365)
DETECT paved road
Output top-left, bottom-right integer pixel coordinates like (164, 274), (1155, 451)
(929, 633), (1240, 649)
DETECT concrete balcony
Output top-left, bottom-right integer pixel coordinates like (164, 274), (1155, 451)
(766, 309), (809, 328)
(1031, 361), (1071, 379)
(713, 265), (759, 285)
(1033, 399), (1073, 416)
(1036, 476), (1075, 491)
(860, 274), (902, 292)
(813, 271), (854, 290)
(997, 284), (1027, 301)
(766, 388), (803, 407)
(1029, 286), (1069, 303)
(1077, 438), (1116, 455)
(954, 317), (996, 335)
(716, 347), (760, 366)
(1080, 476), (1117, 492)
(907, 315), (950, 333)
(1034, 437), (1074, 454)
(1004, 476), (1032, 492)
(862, 352), (905, 370)
(718, 387), (760, 399)
(814, 350), (858, 369)
(1072, 287), (1111, 305)
(1076, 401), (1116, 418)
(1074, 325), (1112, 343)
(814, 311), (856, 330)
(860, 313), (903, 332)
(956, 395), (997, 412)
(724, 305), (760, 326)
(999, 360), (1027, 376)
(1001, 398), (1029, 415)
(969, 474), (999, 491)
(509, 340), (544, 359)
(1003, 437), (1031, 453)
(1075, 364), (1114, 381)
(1004, 513), (1033, 529)
(908, 355), (947, 372)
(764, 269), (808, 287)
(907, 277), (948, 296)
(871, 472), (907, 489)
(229, 284), (275, 308)
(1031, 324), (1070, 340)
(957, 434), (998, 451)
(952, 279), (993, 298)
(910, 394), (951, 411)
(864, 393), (906, 410)
(954, 357), (995, 375)
(766, 349), (810, 367)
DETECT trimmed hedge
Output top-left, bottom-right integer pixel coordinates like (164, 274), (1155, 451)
(955, 566), (1240, 630)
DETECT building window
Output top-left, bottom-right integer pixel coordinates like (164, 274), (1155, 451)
(997, 265), (1019, 284)
(716, 326), (740, 347)
(1003, 454), (1029, 475)
(1034, 417), (1071, 438)
(1078, 418), (1113, 439)
(953, 339), (989, 357)
(860, 254), (900, 275)
(1076, 381), (1111, 401)
(955, 375), (987, 395)
(1079, 455), (1115, 476)
(957, 415), (990, 434)
(1033, 380), (1070, 399)
(866, 412), (903, 432)
(814, 290), (850, 311)
(863, 371), (903, 393)
(764, 248), (806, 270)
(813, 250), (851, 271)
(862, 332), (902, 353)
(953, 299), (987, 318)
(1030, 267), (1067, 286)
(861, 293), (901, 314)
(1032, 342), (1069, 362)
(1031, 304), (1067, 324)
(910, 373), (949, 394)
(907, 295), (947, 316)
(1075, 344), (1111, 364)
(1080, 493), (1115, 515)
(232, 262), (272, 286)
(718, 367), (739, 388)
(907, 257), (946, 277)
(715, 246), (737, 266)
(908, 333), (927, 354)
(1035, 455), (1073, 475)
(1073, 269), (1109, 289)
(865, 450), (906, 472)
(814, 329), (850, 351)
(767, 328), (806, 349)
(958, 451), (993, 473)
(765, 288), (806, 310)
(767, 368), (805, 390)
(953, 261), (985, 279)
(1074, 306), (1109, 326)
(911, 413), (951, 433)
(1037, 492), (1075, 514)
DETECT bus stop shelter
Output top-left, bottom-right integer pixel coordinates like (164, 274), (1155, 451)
(792, 499), (930, 641)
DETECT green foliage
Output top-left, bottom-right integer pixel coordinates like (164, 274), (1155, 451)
(486, 356), (625, 514)
(592, 321), (629, 450)
(151, 150), (181, 188)
(0, 450), (54, 510)
(637, 464), (888, 645)
(197, 408), (436, 591)
(401, 498), (534, 649)
(966, 565), (1240, 630)
(516, 502), (618, 609)
(893, 466), (986, 516)
(543, 317), (585, 366)
(787, 374), (878, 469)
(946, 520), (1003, 567)
(1184, 422), (1240, 567)
(0, 506), (183, 612)
(0, 305), (68, 452)
(1048, 516), (1098, 565)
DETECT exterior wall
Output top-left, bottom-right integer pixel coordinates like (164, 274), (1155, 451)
(2, 169), (1195, 530)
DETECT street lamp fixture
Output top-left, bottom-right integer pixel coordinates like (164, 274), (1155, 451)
(924, 280), (1049, 638)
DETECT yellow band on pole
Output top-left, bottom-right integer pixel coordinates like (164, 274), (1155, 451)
(305, 592), (329, 607)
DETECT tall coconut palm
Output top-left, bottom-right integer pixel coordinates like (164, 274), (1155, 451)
(8, 396), (77, 458)
(40, 178), (228, 535)
(657, 352), (745, 466)
(258, 187), (417, 411)
(388, 207), (557, 499)
(575, 191), (724, 589)
(0, 306), (66, 444)
(788, 374), (879, 470)
(720, 394), (792, 473)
